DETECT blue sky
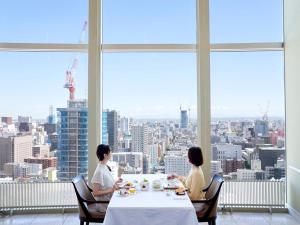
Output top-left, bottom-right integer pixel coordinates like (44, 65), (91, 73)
(0, 0), (284, 119)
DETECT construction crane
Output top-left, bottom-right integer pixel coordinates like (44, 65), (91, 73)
(258, 101), (270, 121)
(64, 21), (88, 100)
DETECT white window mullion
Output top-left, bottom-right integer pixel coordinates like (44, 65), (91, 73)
(88, 0), (101, 182)
(197, 0), (211, 182)
(0, 43), (87, 52)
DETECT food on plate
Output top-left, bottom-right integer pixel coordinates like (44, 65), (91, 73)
(167, 174), (176, 180)
(175, 187), (186, 195)
(140, 178), (150, 190)
(152, 179), (162, 190)
(129, 187), (136, 194)
(118, 189), (129, 196)
(124, 181), (133, 188)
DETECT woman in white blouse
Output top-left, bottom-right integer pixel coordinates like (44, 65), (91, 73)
(91, 144), (122, 201)
(170, 147), (206, 200)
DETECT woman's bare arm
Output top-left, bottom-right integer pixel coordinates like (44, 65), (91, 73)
(92, 183), (114, 196)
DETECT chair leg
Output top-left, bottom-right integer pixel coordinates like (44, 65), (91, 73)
(208, 219), (216, 225)
(211, 218), (216, 225)
(86, 222), (89, 225)
(80, 221), (84, 225)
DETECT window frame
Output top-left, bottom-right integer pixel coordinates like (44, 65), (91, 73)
(0, 0), (284, 182)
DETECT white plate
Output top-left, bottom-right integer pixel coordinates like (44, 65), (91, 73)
(116, 192), (129, 197)
(152, 187), (163, 191)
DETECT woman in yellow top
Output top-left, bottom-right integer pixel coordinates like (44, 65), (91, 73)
(170, 147), (206, 200)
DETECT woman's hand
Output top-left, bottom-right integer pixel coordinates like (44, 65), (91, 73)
(110, 183), (119, 193)
(116, 177), (123, 183)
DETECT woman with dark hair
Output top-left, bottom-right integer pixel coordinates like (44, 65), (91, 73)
(169, 147), (205, 200)
(91, 144), (122, 201)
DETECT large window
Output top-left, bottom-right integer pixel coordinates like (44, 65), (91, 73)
(0, 0), (285, 186)
(0, 52), (88, 181)
(209, 0), (285, 182)
(102, 53), (197, 175)
(210, 52), (285, 180)
(103, 0), (196, 44)
(101, 0), (198, 177)
(0, 1), (88, 43)
(0, 0), (88, 183)
(210, 0), (283, 43)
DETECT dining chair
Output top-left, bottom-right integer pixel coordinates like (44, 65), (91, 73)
(191, 174), (224, 225)
(72, 175), (110, 225)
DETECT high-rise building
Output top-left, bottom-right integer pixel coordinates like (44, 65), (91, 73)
(143, 155), (149, 174)
(4, 163), (30, 178)
(270, 131), (279, 146)
(24, 157), (57, 170)
(258, 146), (285, 170)
(102, 111), (108, 144)
(47, 105), (56, 124)
(164, 154), (191, 176)
(148, 144), (159, 168)
(57, 100), (88, 181)
(237, 169), (256, 181)
(48, 133), (58, 151)
(1, 117), (12, 125)
(131, 125), (148, 154)
(44, 124), (56, 135)
(0, 135), (32, 170)
(18, 116), (32, 123)
(255, 120), (269, 137)
(4, 162), (42, 178)
(120, 117), (130, 134)
(211, 160), (222, 176)
(265, 166), (285, 180)
(251, 159), (262, 170)
(32, 145), (50, 158)
(180, 108), (188, 129)
(106, 110), (118, 151)
(224, 159), (244, 174)
(19, 122), (31, 132)
(111, 152), (143, 169)
(211, 143), (242, 169)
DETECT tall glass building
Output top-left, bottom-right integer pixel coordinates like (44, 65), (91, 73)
(57, 100), (88, 181)
(102, 111), (108, 144)
(180, 109), (188, 129)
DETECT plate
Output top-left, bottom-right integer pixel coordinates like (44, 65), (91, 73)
(152, 186), (163, 191)
(119, 181), (135, 189)
(117, 190), (129, 197)
(175, 191), (186, 195)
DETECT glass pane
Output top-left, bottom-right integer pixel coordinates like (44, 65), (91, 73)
(103, 0), (196, 44)
(210, 0), (283, 43)
(0, 1), (88, 43)
(210, 51), (285, 181)
(103, 53), (197, 175)
(0, 52), (88, 182)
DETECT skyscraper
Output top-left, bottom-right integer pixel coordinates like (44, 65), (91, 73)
(255, 120), (269, 137)
(0, 134), (32, 170)
(180, 108), (188, 129)
(102, 111), (108, 144)
(1, 117), (12, 125)
(131, 124), (148, 154)
(57, 100), (88, 181)
(164, 154), (191, 176)
(106, 110), (118, 152)
(120, 117), (130, 134)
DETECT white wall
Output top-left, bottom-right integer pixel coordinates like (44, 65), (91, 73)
(284, 0), (300, 214)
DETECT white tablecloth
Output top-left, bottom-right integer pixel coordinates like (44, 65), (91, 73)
(103, 174), (199, 225)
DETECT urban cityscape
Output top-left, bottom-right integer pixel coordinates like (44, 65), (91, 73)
(0, 99), (286, 182)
